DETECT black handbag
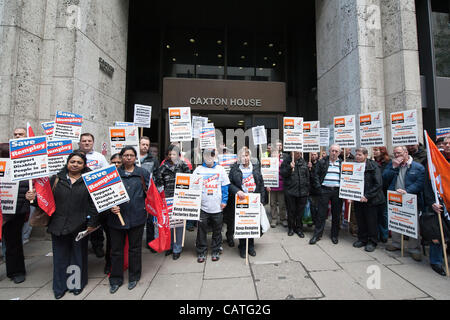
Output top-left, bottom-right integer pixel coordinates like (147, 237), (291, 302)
(420, 210), (450, 244)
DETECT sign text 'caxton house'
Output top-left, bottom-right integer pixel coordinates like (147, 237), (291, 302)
(189, 97), (262, 108)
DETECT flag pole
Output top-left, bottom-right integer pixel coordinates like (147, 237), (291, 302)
(246, 238), (249, 266)
(182, 220), (186, 247)
(401, 235), (404, 257)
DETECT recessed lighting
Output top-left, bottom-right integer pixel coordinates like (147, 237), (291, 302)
(264, 57), (268, 60)
(243, 42), (248, 46)
(172, 58), (176, 62)
(278, 51), (282, 55)
(217, 54), (222, 58)
(241, 55), (245, 59)
(189, 38), (195, 43)
(239, 67), (243, 70)
(268, 43), (274, 47)
(194, 53), (199, 56)
(272, 63), (276, 67)
(166, 44), (170, 49)
(217, 40), (222, 44)
(218, 66), (222, 68)
(259, 68), (263, 70)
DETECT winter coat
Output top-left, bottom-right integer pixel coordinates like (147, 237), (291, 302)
(311, 156), (342, 192)
(280, 155), (310, 198)
(159, 160), (191, 198)
(360, 159), (385, 206)
(141, 154), (161, 186)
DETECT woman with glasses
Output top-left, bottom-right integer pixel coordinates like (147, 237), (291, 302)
(108, 147), (150, 294)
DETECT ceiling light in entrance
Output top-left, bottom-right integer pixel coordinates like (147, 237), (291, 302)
(268, 43), (274, 47)
(217, 40), (222, 44)
(243, 42), (248, 46)
(172, 58), (176, 62)
(189, 38), (195, 43)
(217, 54), (222, 58)
(166, 44), (170, 49)
(241, 55), (245, 59)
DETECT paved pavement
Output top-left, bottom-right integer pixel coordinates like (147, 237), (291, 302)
(0, 221), (449, 300)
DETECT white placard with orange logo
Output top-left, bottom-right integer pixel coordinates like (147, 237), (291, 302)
(169, 107), (192, 142)
(334, 115), (356, 148)
(387, 191), (418, 239)
(109, 126), (140, 156)
(172, 173), (203, 221)
(165, 197), (184, 229)
(390, 110), (418, 146)
(261, 157), (279, 188)
(283, 117), (303, 152)
(303, 121), (320, 152)
(234, 193), (261, 239)
(339, 162), (365, 201)
(359, 111), (385, 147)
(0, 159), (19, 214)
(200, 123), (216, 149)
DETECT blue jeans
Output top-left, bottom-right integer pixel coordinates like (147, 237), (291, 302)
(429, 243), (443, 265)
(171, 226), (183, 254)
(377, 204), (389, 241)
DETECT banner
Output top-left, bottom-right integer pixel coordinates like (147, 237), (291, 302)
(199, 124), (216, 150)
(166, 197), (184, 229)
(192, 116), (208, 139)
(334, 115), (356, 148)
(339, 162), (365, 201)
(47, 140), (73, 175)
(53, 111), (83, 141)
(359, 111), (385, 147)
(82, 165), (129, 213)
(320, 128), (330, 147)
(109, 126), (139, 156)
(133, 104), (152, 128)
(390, 110), (418, 146)
(436, 127), (450, 140)
(283, 117), (303, 152)
(252, 126), (267, 146)
(218, 154), (237, 174)
(234, 193), (261, 239)
(169, 107), (192, 142)
(387, 191), (418, 239)
(10, 136), (49, 181)
(114, 122), (135, 127)
(0, 159), (19, 214)
(41, 121), (55, 139)
(172, 173), (202, 221)
(261, 157), (279, 188)
(303, 121), (320, 152)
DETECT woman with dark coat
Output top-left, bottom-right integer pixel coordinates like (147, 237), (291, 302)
(373, 146), (391, 242)
(226, 147), (267, 258)
(109, 146), (150, 294)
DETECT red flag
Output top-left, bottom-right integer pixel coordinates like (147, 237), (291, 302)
(425, 130), (450, 209)
(145, 180), (171, 252)
(0, 187), (2, 240)
(26, 122), (35, 138)
(33, 177), (56, 216)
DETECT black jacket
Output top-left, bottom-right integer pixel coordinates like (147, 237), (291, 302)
(107, 166), (150, 230)
(360, 159), (385, 206)
(3, 181), (32, 224)
(280, 155), (310, 197)
(311, 156), (342, 191)
(47, 167), (99, 236)
(411, 144), (427, 168)
(159, 160), (191, 198)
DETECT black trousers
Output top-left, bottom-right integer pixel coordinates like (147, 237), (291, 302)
(2, 214), (26, 279)
(51, 232), (88, 295)
(196, 211), (223, 255)
(285, 195), (308, 231)
(109, 224), (144, 286)
(314, 188), (342, 238)
(354, 202), (379, 245)
(90, 215), (105, 249)
(146, 215), (155, 244)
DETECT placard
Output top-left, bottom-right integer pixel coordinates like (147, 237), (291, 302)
(261, 157), (279, 188)
(283, 117), (303, 152)
(41, 121), (55, 140)
(436, 127), (450, 140)
(387, 191), (418, 239)
(252, 126), (267, 146)
(334, 115), (356, 148)
(218, 154), (238, 174)
(53, 111), (83, 141)
(0, 159), (19, 214)
(133, 104), (152, 128)
(320, 128), (330, 147)
(109, 126), (139, 156)
(172, 173), (203, 221)
(339, 162), (365, 201)
(390, 110), (418, 146)
(9, 136), (49, 181)
(166, 197), (184, 229)
(234, 193), (261, 239)
(303, 121), (320, 152)
(169, 107), (192, 142)
(82, 165), (130, 213)
(199, 124), (216, 149)
(192, 116), (208, 139)
(47, 140), (73, 175)
(114, 122), (136, 127)
(359, 111), (385, 147)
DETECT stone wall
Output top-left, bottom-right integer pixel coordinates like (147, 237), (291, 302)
(0, 0), (129, 152)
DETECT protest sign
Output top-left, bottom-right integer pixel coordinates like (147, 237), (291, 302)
(192, 116), (208, 139)
(9, 136), (49, 181)
(261, 157), (279, 188)
(114, 122), (135, 127)
(387, 191), (418, 239)
(339, 162), (365, 201)
(234, 193), (261, 239)
(320, 128), (330, 147)
(169, 107), (192, 142)
(252, 126), (267, 146)
(218, 154), (237, 174)
(47, 140), (73, 175)
(172, 173), (202, 221)
(303, 121), (320, 152)
(283, 117), (303, 152)
(199, 124), (216, 150)
(359, 111), (385, 147)
(82, 165), (129, 213)
(334, 115), (356, 148)
(53, 111), (83, 141)
(436, 127), (450, 140)
(133, 104), (152, 128)
(391, 110), (419, 146)
(109, 126), (139, 156)
(166, 197), (184, 229)
(41, 121), (55, 140)
(0, 159), (19, 214)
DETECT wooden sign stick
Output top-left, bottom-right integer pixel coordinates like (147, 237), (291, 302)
(182, 220), (186, 247)
(437, 213), (450, 277)
(246, 238), (249, 266)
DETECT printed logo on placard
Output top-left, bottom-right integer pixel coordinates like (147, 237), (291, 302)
(176, 176), (190, 189)
(169, 109), (181, 120)
(236, 196), (249, 209)
(388, 193), (402, 206)
(405, 196), (415, 210)
(334, 118), (345, 128)
(303, 123), (311, 133)
(391, 113), (404, 124)
(360, 115), (372, 126)
(0, 161), (6, 177)
(341, 164), (354, 175)
(284, 119), (294, 129)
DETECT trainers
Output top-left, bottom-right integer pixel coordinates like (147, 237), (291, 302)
(365, 243), (376, 252)
(211, 251), (220, 262)
(197, 254), (206, 263)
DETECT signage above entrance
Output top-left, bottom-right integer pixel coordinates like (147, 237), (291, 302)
(163, 78), (286, 113)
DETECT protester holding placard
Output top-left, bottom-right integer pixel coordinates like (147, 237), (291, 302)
(384, 146), (425, 261)
(108, 147), (150, 293)
(373, 146), (390, 243)
(351, 148), (385, 252)
(159, 144), (191, 260)
(227, 147), (267, 258)
(268, 148), (287, 228)
(280, 151), (310, 238)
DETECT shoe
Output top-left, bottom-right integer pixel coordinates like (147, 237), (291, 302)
(248, 249), (256, 257)
(331, 237), (339, 244)
(110, 284), (121, 294)
(297, 231), (305, 238)
(410, 253), (422, 262)
(211, 251), (220, 262)
(197, 254), (206, 263)
(309, 236), (320, 245)
(380, 237), (388, 243)
(282, 221), (288, 228)
(12, 275), (25, 284)
(353, 241), (366, 248)
(227, 238), (235, 247)
(431, 264), (446, 276)
(94, 247), (105, 258)
(165, 249), (173, 256)
(386, 244), (400, 251)
(172, 253), (180, 260)
(239, 250), (246, 259)
(72, 288), (83, 296)
(288, 229), (294, 236)
(365, 243), (376, 252)
(22, 239), (29, 245)
(54, 291), (66, 300)
(128, 281), (138, 290)
(271, 221), (277, 228)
